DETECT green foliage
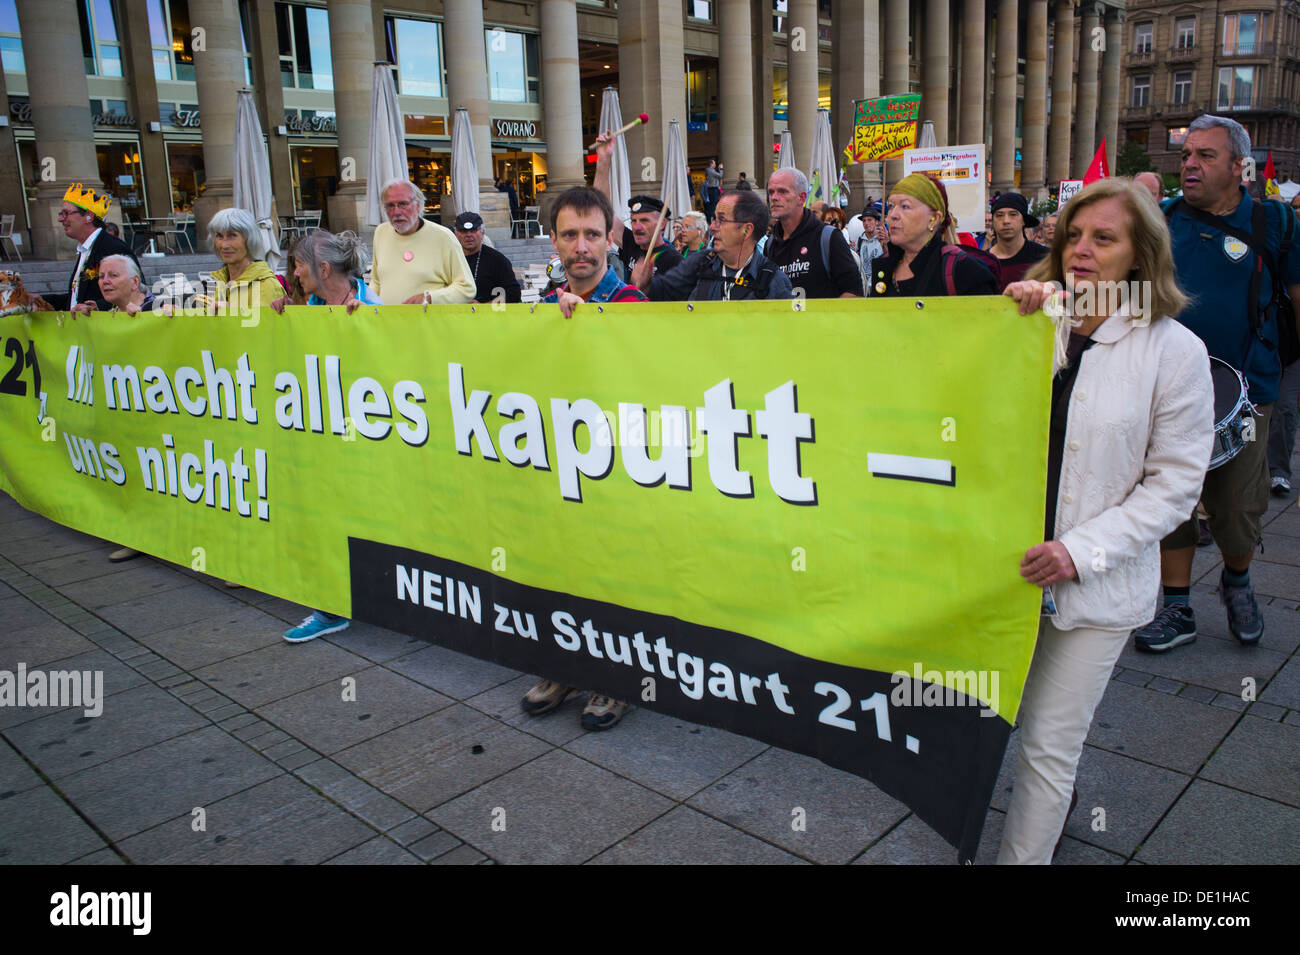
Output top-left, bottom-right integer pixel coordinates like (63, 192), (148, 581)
(1116, 140), (1156, 177)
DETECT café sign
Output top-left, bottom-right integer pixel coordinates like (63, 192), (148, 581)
(492, 118), (542, 140)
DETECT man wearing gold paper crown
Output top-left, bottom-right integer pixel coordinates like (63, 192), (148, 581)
(37, 184), (138, 312)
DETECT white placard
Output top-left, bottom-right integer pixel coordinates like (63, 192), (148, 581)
(1057, 179), (1084, 210)
(902, 144), (986, 235)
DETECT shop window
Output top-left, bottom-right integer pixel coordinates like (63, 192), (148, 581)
(1167, 125), (1189, 150)
(1223, 13), (1265, 55)
(276, 2), (333, 91)
(686, 59), (719, 125)
(290, 145), (338, 221)
(79, 0), (123, 77)
(1131, 74), (1151, 108)
(404, 114), (447, 137)
(166, 142), (205, 214)
(96, 141), (147, 217)
(149, 0), (250, 84)
(1217, 66), (1255, 109)
(1134, 22), (1153, 54)
(485, 28), (539, 103)
(406, 145), (451, 219)
(0, 0), (23, 74)
(385, 16), (444, 97)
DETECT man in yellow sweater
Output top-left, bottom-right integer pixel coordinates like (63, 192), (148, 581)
(371, 179), (476, 305)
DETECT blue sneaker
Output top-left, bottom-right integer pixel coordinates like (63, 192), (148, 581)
(284, 610), (350, 643)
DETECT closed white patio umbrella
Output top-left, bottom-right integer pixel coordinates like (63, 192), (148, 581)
(365, 62), (407, 228)
(451, 107), (480, 216)
(778, 129), (795, 170)
(233, 89), (283, 269)
(808, 108), (840, 206)
(598, 87), (632, 225)
(661, 120), (693, 229)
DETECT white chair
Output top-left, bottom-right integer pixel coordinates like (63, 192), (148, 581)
(298, 210), (322, 234)
(0, 214), (21, 261)
(512, 206), (541, 239)
(163, 215), (195, 254)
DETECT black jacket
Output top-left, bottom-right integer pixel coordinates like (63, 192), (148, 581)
(44, 230), (140, 311)
(466, 244), (523, 303)
(765, 208), (864, 297)
(648, 248), (795, 301)
(874, 233), (998, 297)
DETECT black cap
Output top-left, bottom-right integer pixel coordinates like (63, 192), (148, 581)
(454, 211), (484, 231)
(990, 192), (1039, 227)
(628, 195), (664, 215)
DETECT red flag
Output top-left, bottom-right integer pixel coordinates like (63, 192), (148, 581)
(1264, 152), (1277, 181)
(1082, 140), (1109, 185)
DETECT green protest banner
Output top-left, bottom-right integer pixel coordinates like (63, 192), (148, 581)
(852, 93), (923, 163)
(0, 298), (1052, 858)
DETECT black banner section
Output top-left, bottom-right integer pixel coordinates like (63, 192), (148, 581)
(349, 538), (1012, 859)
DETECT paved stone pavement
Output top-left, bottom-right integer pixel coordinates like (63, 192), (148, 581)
(1, 483), (1297, 866)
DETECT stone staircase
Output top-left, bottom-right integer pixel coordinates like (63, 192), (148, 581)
(8, 237), (556, 301)
(9, 254), (223, 298)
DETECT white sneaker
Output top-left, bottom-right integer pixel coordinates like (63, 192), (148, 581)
(1272, 475), (1293, 496)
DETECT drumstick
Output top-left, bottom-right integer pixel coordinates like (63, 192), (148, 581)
(589, 113), (650, 152)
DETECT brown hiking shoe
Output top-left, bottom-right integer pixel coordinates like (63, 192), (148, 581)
(581, 694), (628, 731)
(521, 679), (574, 716)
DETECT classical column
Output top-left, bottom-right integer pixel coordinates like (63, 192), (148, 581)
(718, 1), (756, 191)
(992, 0), (1018, 192)
(188, 0), (243, 236)
(250, 0), (294, 220)
(788, 0), (820, 172)
(616, 0), (687, 197)
(1048, 0), (1075, 184)
(1022, 0), (1049, 194)
(115, 0), (171, 227)
(883, 0), (909, 183)
(325, 0), (376, 235)
(834, 0), (881, 199)
(15, 0), (109, 258)
(1073, 2), (1100, 175)
(959, 0), (987, 146)
(539, 0), (585, 226)
(924, 0), (950, 145)
(1100, 8), (1122, 172)
(445, 0), (509, 230)
(750, 0), (776, 189)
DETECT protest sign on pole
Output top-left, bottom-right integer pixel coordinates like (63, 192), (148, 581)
(1058, 179), (1084, 209)
(850, 94), (923, 164)
(0, 298), (1053, 859)
(903, 144), (987, 234)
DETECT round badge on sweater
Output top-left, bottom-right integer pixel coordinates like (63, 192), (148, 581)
(403, 251), (414, 262)
(800, 247), (808, 255)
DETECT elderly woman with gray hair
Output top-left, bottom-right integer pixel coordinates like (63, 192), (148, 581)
(270, 229), (381, 315)
(208, 207), (285, 313)
(70, 254), (155, 316)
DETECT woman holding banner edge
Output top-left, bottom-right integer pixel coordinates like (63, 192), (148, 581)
(1000, 178), (1213, 863)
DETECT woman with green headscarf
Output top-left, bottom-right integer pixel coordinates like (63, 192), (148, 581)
(870, 173), (998, 297)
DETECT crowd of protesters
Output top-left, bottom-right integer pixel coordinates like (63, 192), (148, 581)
(27, 114), (1300, 864)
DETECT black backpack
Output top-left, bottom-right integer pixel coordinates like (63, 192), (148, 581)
(1164, 198), (1298, 367)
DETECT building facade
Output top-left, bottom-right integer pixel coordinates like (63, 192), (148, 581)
(1120, 0), (1300, 177)
(1, 0), (1133, 259)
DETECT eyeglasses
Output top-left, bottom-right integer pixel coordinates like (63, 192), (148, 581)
(712, 214), (738, 225)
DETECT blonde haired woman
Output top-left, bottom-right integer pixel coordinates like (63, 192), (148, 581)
(1000, 178), (1214, 863)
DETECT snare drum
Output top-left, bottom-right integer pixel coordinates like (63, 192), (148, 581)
(1209, 357), (1256, 470)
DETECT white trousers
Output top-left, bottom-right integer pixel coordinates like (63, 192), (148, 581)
(997, 619), (1128, 864)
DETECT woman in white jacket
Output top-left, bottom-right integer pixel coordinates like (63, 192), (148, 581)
(1000, 178), (1214, 864)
